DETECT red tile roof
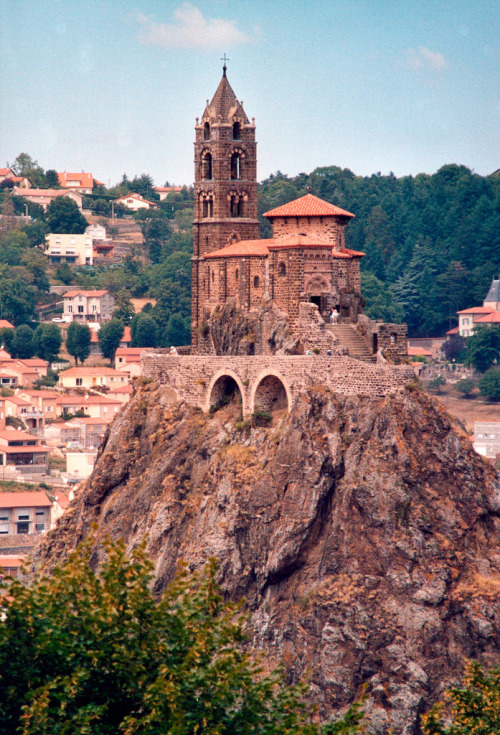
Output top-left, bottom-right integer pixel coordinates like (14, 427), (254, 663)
(63, 290), (110, 298)
(58, 172), (96, 189)
(0, 320), (14, 330)
(204, 239), (274, 259)
(204, 238), (364, 260)
(446, 327), (460, 335)
(59, 367), (122, 376)
(408, 346), (433, 357)
(457, 306), (494, 314)
(264, 194), (354, 219)
(474, 311), (500, 324)
(0, 491), (51, 508)
(0, 168), (14, 177)
(122, 326), (132, 343)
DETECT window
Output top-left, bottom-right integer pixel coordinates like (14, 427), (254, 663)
(235, 269), (239, 281)
(202, 153), (213, 180)
(76, 378), (83, 386)
(231, 153), (241, 180)
(204, 122), (210, 140)
(36, 523), (45, 532)
(68, 305), (72, 313)
(279, 262), (286, 277)
(0, 514), (8, 521)
(36, 509), (45, 516)
(0, 525), (8, 534)
(254, 276), (260, 288)
(233, 122), (241, 139)
(78, 306), (84, 313)
(463, 318), (469, 325)
(230, 196), (242, 217)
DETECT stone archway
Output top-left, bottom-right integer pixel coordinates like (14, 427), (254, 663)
(251, 371), (291, 414)
(306, 278), (329, 318)
(205, 369), (247, 415)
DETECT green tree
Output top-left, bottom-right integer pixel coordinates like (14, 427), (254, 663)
(131, 313), (158, 347)
(66, 322), (91, 366)
(478, 367), (500, 401)
(464, 325), (500, 373)
(99, 318), (124, 363)
(165, 312), (190, 346)
(455, 378), (476, 398)
(55, 261), (75, 285)
(112, 290), (135, 324)
(33, 323), (62, 363)
(427, 376), (446, 394)
(0, 278), (37, 325)
(0, 327), (14, 354)
(422, 660), (500, 735)
(44, 169), (60, 188)
(12, 324), (34, 359)
(46, 196), (87, 234)
(0, 539), (363, 735)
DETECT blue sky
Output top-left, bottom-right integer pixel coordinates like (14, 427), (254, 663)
(1, 0), (498, 187)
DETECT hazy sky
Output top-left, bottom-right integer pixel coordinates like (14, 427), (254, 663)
(1, 0), (498, 187)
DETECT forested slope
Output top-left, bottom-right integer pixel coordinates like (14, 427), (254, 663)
(258, 165), (500, 336)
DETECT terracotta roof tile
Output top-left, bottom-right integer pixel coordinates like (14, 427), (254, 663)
(264, 194), (354, 219)
(457, 306), (495, 314)
(0, 492), (51, 508)
(63, 290), (110, 298)
(474, 311), (500, 323)
(58, 172), (95, 188)
(204, 239), (273, 259)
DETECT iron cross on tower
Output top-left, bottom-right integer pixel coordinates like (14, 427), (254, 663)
(221, 53), (230, 76)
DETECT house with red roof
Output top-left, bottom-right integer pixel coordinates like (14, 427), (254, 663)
(55, 393), (123, 419)
(456, 276), (500, 336)
(62, 289), (115, 323)
(0, 430), (49, 476)
(57, 366), (127, 390)
(57, 172), (104, 194)
(114, 192), (159, 211)
(0, 490), (52, 535)
(12, 186), (83, 210)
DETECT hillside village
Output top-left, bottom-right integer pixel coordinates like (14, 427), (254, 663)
(0, 71), (499, 585)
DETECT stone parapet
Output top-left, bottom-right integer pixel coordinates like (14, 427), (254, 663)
(142, 352), (415, 417)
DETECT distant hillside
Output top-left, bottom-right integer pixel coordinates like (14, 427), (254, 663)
(258, 165), (500, 337)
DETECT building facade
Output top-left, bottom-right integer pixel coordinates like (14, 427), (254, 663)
(190, 67), (400, 358)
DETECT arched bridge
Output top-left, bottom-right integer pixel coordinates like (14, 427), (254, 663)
(141, 353), (414, 417)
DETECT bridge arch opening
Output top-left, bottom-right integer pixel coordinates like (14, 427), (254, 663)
(253, 374), (289, 414)
(208, 373), (244, 413)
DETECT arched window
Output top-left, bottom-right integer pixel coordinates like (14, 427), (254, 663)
(204, 122), (210, 140)
(233, 122), (241, 139)
(202, 197), (213, 218)
(202, 153), (213, 180)
(279, 262), (286, 277)
(231, 153), (241, 180)
(254, 276), (260, 288)
(230, 195), (243, 217)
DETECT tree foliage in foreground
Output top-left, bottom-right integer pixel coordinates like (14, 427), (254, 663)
(422, 660), (500, 735)
(464, 325), (500, 373)
(0, 540), (363, 735)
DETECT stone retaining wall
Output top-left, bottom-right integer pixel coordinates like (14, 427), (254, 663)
(142, 353), (415, 417)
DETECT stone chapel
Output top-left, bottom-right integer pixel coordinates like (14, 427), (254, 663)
(190, 66), (407, 360)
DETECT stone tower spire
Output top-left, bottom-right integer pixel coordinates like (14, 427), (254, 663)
(191, 68), (259, 347)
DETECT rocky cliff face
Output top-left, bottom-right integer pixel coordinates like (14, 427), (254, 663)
(33, 384), (500, 734)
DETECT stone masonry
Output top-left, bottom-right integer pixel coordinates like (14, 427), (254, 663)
(141, 352), (415, 417)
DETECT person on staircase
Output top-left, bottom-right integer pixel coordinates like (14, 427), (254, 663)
(330, 307), (339, 324)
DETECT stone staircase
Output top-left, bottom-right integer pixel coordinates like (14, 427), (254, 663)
(325, 324), (376, 362)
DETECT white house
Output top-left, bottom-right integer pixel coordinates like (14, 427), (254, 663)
(114, 193), (159, 211)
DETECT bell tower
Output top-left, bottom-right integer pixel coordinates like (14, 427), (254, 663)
(191, 63), (260, 347)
